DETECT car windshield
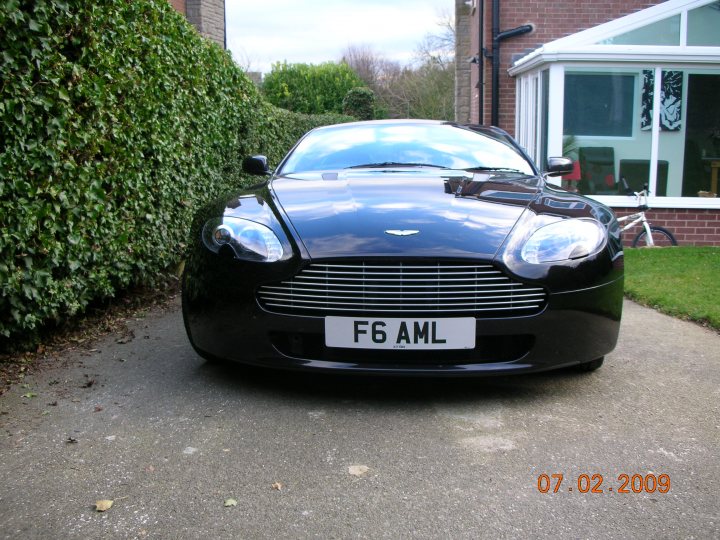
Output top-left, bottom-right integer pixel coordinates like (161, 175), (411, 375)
(277, 122), (536, 176)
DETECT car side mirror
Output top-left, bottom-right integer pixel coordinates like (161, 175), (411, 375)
(545, 157), (574, 177)
(242, 155), (271, 176)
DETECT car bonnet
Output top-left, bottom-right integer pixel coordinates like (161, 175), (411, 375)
(271, 169), (541, 260)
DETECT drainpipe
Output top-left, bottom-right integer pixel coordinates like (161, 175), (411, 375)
(478, 0), (484, 124)
(223, 0), (227, 50)
(490, 0), (532, 126)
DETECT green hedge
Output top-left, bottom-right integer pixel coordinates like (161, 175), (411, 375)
(343, 87), (376, 120)
(0, 0), (350, 347)
(244, 101), (353, 165)
(262, 61), (365, 115)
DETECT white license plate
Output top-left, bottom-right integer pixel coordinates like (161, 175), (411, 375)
(325, 317), (475, 350)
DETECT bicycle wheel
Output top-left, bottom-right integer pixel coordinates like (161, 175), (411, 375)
(631, 226), (678, 247)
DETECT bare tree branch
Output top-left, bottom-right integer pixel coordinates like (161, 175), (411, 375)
(340, 10), (455, 120)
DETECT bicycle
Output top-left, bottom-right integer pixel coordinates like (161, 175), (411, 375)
(616, 179), (678, 247)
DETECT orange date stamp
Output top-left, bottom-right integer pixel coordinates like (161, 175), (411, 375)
(536, 473), (671, 494)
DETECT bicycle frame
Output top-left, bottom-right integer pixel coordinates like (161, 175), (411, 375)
(616, 189), (656, 246)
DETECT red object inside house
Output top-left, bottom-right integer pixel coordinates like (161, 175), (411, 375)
(563, 161), (581, 181)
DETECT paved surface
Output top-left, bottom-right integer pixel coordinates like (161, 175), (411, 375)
(0, 299), (718, 539)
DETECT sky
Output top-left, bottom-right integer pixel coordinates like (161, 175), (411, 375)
(226, 0), (453, 74)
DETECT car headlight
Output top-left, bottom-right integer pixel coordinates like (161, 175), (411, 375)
(202, 217), (284, 262)
(521, 218), (606, 264)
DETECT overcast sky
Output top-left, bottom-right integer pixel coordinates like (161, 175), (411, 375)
(226, 0), (453, 73)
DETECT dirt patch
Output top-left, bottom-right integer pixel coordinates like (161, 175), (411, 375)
(0, 277), (181, 396)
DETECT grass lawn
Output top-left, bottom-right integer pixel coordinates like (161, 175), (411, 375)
(623, 246), (720, 331)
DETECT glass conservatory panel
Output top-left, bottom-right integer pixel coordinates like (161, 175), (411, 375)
(679, 73), (720, 197)
(564, 73), (635, 137)
(687, 2), (720, 46)
(562, 70), (651, 196)
(598, 16), (680, 46)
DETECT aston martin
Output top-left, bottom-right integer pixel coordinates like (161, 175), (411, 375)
(182, 120), (624, 375)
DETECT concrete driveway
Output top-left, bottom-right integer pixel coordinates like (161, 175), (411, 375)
(1, 299), (718, 539)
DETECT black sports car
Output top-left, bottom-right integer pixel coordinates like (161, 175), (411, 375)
(182, 120), (623, 375)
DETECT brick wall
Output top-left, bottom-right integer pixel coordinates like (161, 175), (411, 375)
(169, 0), (185, 14)
(466, 0), (663, 134)
(614, 208), (720, 246)
(173, 0), (225, 48)
(455, 0), (473, 123)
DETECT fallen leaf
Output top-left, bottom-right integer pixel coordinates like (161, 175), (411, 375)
(95, 499), (113, 512)
(223, 498), (237, 507)
(271, 482), (283, 491)
(115, 332), (134, 344)
(348, 465), (370, 477)
(21, 392), (37, 399)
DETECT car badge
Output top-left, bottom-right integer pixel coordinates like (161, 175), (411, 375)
(385, 229), (420, 236)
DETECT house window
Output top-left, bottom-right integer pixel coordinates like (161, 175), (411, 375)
(562, 70), (651, 196)
(540, 70), (549, 166)
(563, 73), (635, 137)
(687, 2), (720, 46)
(560, 68), (720, 198)
(678, 73), (720, 196)
(509, 0), (720, 208)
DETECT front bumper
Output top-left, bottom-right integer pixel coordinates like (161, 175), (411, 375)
(182, 261), (623, 376)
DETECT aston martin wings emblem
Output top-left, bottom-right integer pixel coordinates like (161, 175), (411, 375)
(384, 230), (420, 236)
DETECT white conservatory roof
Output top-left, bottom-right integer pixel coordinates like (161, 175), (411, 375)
(509, 0), (720, 75)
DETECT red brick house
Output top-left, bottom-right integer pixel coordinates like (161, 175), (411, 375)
(456, 0), (720, 246)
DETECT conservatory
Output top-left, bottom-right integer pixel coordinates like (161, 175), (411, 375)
(510, 0), (720, 212)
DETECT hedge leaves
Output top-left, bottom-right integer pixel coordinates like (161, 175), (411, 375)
(0, 0), (349, 346)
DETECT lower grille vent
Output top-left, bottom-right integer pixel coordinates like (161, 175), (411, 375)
(257, 261), (546, 317)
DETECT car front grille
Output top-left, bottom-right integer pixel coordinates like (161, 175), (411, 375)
(256, 260), (547, 317)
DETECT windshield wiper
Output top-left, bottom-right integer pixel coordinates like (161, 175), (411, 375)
(463, 166), (526, 174)
(346, 162), (450, 169)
